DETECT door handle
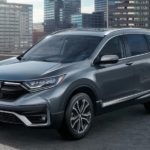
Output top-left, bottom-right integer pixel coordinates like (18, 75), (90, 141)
(126, 62), (133, 66)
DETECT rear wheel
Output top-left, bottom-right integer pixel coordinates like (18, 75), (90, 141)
(58, 93), (94, 139)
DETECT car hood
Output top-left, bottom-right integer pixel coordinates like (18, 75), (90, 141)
(0, 59), (62, 81)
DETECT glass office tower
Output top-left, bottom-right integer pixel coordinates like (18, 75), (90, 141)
(44, 0), (64, 33)
(95, 0), (114, 26)
(0, 0), (33, 53)
(71, 12), (104, 28)
(63, 0), (81, 28)
(95, 0), (107, 21)
(44, 0), (81, 34)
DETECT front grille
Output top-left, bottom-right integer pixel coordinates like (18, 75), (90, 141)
(0, 112), (22, 124)
(0, 83), (28, 101)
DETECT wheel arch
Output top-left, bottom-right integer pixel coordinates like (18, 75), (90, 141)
(65, 85), (100, 115)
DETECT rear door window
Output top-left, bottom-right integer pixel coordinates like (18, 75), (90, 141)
(125, 34), (149, 57)
(145, 35), (150, 49)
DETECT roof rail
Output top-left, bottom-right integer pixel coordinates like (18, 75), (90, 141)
(50, 27), (103, 35)
(51, 28), (76, 35)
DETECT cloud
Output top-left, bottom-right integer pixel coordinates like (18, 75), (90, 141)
(7, 0), (44, 23)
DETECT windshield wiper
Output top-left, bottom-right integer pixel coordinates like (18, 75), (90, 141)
(17, 55), (23, 60)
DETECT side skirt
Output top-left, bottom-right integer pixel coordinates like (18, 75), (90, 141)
(95, 90), (150, 115)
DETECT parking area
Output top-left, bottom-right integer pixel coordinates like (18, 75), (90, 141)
(0, 105), (149, 150)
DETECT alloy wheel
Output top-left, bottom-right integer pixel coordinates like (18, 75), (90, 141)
(70, 98), (92, 134)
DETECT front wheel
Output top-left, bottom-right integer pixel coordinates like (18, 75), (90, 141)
(58, 93), (94, 139)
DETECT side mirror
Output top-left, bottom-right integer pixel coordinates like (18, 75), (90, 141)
(94, 55), (119, 65)
(100, 55), (119, 64)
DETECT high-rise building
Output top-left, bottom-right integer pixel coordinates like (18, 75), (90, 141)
(95, 0), (150, 28)
(63, 0), (81, 28)
(109, 0), (150, 28)
(44, 0), (81, 34)
(95, 0), (115, 26)
(149, 1), (150, 28)
(0, 0), (33, 53)
(95, 0), (107, 21)
(44, 0), (64, 33)
(71, 12), (104, 28)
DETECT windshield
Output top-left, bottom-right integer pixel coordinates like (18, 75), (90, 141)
(22, 35), (102, 63)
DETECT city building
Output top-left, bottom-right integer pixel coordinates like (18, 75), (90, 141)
(71, 12), (104, 28)
(95, 0), (107, 23)
(44, 0), (81, 34)
(63, 0), (81, 28)
(95, 0), (150, 28)
(44, 0), (64, 33)
(95, 0), (115, 26)
(33, 23), (45, 44)
(0, 0), (33, 53)
(109, 0), (150, 28)
(0, 0), (6, 3)
(149, 1), (150, 28)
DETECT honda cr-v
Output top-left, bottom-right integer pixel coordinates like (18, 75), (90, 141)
(0, 28), (150, 139)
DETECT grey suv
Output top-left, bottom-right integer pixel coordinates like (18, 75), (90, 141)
(0, 28), (150, 139)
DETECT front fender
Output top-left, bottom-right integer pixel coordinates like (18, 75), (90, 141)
(48, 78), (100, 113)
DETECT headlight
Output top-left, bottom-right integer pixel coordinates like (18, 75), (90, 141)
(23, 75), (65, 90)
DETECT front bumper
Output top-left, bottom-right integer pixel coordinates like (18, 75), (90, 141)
(0, 93), (52, 127)
(0, 81), (67, 128)
(0, 108), (51, 127)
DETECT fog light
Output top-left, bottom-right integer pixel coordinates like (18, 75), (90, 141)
(41, 116), (47, 122)
(27, 115), (47, 124)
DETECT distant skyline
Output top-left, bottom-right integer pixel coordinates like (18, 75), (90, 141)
(7, 0), (44, 23)
(7, 0), (94, 23)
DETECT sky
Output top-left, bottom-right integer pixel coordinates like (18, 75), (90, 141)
(82, 0), (94, 14)
(7, 0), (94, 23)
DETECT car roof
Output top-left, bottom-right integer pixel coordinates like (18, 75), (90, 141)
(54, 28), (150, 37)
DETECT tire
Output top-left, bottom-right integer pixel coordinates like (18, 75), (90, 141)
(58, 93), (94, 140)
(144, 102), (150, 112)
